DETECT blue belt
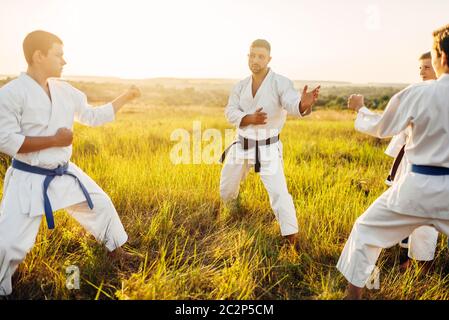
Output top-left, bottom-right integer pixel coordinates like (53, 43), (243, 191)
(12, 159), (94, 229)
(411, 164), (449, 176)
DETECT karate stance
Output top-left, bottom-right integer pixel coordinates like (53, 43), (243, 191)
(220, 39), (319, 247)
(0, 30), (141, 296)
(336, 25), (449, 299)
(385, 51), (439, 272)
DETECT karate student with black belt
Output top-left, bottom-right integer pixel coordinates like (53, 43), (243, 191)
(219, 39), (319, 247)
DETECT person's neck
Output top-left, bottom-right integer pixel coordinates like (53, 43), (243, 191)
(252, 67), (269, 83)
(437, 71), (449, 79)
(26, 67), (49, 89)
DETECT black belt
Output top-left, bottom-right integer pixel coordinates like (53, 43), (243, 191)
(386, 145), (405, 184)
(220, 135), (280, 173)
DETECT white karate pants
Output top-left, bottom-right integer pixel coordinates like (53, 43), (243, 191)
(0, 190), (128, 296)
(219, 143), (298, 236)
(337, 191), (449, 288)
(407, 226), (439, 261)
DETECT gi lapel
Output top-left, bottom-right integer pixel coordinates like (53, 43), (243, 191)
(250, 68), (273, 111)
(45, 80), (60, 135)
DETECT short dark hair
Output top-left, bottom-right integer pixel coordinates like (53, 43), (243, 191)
(23, 30), (63, 65)
(433, 24), (449, 59)
(419, 51), (431, 60)
(250, 39), (271, 53)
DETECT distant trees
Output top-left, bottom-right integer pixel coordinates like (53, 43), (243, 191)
(314, 86), (402, 110)
(0, 78), (404, 111)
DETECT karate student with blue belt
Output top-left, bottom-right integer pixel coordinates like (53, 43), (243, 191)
(0, 30), (141, 296)
(337, 24), (449, 299)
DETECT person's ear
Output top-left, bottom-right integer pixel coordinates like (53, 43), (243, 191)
(32, 50), (44, 65)
(268, 56), (272, 64)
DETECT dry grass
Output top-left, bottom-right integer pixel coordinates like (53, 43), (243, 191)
(1, 104), (448, 300)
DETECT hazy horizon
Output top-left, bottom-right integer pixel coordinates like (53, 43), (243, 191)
(0, 72), (411, 86)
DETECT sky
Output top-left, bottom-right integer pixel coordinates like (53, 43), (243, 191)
(0, 0), (448, 83)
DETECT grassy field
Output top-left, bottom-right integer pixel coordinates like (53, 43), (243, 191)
(1, 84), (449, 300)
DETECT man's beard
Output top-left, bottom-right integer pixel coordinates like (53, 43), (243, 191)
(250, 64), (262, 74)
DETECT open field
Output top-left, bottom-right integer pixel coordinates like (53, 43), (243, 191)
(1, 79), (448, 300)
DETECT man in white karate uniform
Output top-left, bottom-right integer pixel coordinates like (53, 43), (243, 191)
(385, 51), (439, 271)
(336, 24), (449, 299)
(0, 30), (141, 296)
(220, 39), (320, 246)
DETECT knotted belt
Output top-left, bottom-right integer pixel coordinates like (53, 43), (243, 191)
(12, 159), (94, 229)
(220, 135), (280, 173)
(386, 144), (449, 182)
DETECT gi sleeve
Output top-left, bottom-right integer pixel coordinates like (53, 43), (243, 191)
(385, 131), (408, 158)
(279, 78), (309, 118)
(354, 87), (415, 139)
(72, 87), (115, 127)
(354, 107), (381, 132)
(225, 83), (247, 127)
(0, 88), (26, 157)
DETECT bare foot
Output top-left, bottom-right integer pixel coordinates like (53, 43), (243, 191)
(107, 247), (141, 270)
(400, 259), (433, 274)
(284, 233), (300, 252)
(345, 283), (363, 300)
(399, 258), (412, 273)
(419, 261), (433, 275)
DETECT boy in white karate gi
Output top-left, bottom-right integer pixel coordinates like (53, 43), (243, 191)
(0, 30), (141, 296)
(337, 24), (449, 299)
(220, 39), (320, 247)
(385, 51), (439, 272)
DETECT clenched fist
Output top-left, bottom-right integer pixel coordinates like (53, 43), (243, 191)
(348, 94), (364, 112)
(125, 85), (141, 102)
(240, 107), (268, 127)
(53, 128), (73, 147)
